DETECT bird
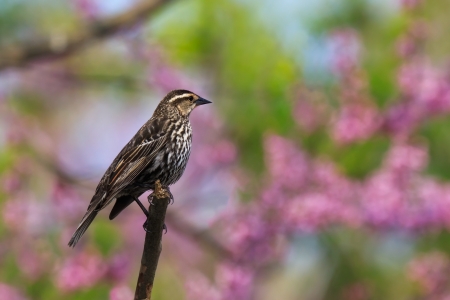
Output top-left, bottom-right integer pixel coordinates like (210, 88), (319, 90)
(68, 89), (212, 247)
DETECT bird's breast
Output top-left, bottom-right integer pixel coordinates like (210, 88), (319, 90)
(141, 121), (192, 187)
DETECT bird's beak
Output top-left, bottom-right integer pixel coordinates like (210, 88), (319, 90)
(195, 97), (212, 106)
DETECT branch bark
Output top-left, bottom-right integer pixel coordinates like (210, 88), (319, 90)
(134, 180), (170, 300)
(0, 0), (174, 70)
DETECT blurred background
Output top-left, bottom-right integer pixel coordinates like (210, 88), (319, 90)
(1, 0), (450, 299)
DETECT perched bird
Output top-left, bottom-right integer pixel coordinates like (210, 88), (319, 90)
(68, 90), (211, 247)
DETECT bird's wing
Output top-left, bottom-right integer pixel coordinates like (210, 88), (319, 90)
(87, 116), (170, 213)
(106, 133), (167, 199)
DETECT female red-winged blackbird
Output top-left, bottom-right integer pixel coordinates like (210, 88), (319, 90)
(68, 90), (211, 247)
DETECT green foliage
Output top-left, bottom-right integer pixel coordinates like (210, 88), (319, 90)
(91, 219), (121, 256)
(153, 0), (298, 173)
(421, 116), (450, 180)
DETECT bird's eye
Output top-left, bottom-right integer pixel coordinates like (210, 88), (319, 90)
(188, 96), (193, 101)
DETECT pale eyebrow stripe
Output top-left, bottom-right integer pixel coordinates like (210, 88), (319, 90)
(168, 93), (192, 102)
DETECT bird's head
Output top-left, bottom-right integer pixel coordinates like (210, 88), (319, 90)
(162, 89), (212, 117)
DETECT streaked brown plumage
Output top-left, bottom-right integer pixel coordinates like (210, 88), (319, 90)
(68, 90), (211, 247)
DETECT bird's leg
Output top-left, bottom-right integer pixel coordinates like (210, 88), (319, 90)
(143, 192), (167, 233)
(134, 197), (149, 217)
(134, 198), (152, 233)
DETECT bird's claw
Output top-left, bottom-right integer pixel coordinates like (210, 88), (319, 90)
(147, 194), (155, 205)
(147, 186), (174, 205)
(143, 220), (150, 232)
(143, 221), (167, 234)
(164, 186), (175, 205)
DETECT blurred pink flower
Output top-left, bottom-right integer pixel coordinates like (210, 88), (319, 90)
(383, 102), (422, 137)
(55, 251), (106, 291)
(185, 273), (221, 300)
(285, 193), (340, 232)
(398, 61), (450, 114)
(396, 36), (417, 58)
(196, 140), (237, 168)
(293, 100), (327, 132)
(216, 263), (254, 300)
(328, 29), (361, 75)
(0, 283), (27, 300)
(1, 173), (21, 194)
(264, 135), (309, 191)
(105, 254), (131, 282)
(223, 208), (277, 264)
(400, 0), (424, 9)
(16, 247), (50, 280)
(363, 171), (406, 227)
(109, 285), (134, 300)
(145, 49), (195, 93)
(51, 182), (85, 222)
(6, 118), (29, 146)
(408, 252), (450, 295)
(331, 104), (381, 144)
(2, 195), (51, 234)
(341, 283), (371, 300)
(72, 0), (98, 19)
(384, 142), (428, 172)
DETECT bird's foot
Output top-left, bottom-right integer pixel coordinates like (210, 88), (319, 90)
(142, 221), (168, 234)
(147, 193), (155, 205)
(163, 186), (174, 205)
(147, 186), (174, 205)
(143, 220), (150, 232)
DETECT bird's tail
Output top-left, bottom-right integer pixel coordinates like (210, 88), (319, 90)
(68, 210), (98, 247)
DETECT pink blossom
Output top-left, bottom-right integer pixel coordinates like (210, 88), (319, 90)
(284, 193), (340, 231)
(2, 196), (51, 234)
(51, 182), (85, 222)
(293, 99), (327, 132)
(223, 208), (277, 264)
(196, 140), (237, 168)
(72, 0), (98, 19)
(16, 247), (49, 280)
(109, 285), (134, 300)
(0, 283), (27, 300)
(398, 61), (450, 114)
(55, 251), (106, 291)
(216, 263), (254, 300)
(384, 142), (428, 172)
(383, 102), (423, 137)
(331, 104), (381, 143)
(145, 49), (197, 94)
(1, 173), (21, 194)
(341, 283), (371, 300)
(185, 273), (221, 300)
(396, 36), (417, 58)
(363, 171), (406, 227)
(400, 0), (424, 10)
(328, 29), (361, 75)
(264, 135), (309, 190)
(408, 252), (450, 295)
(105, 254), (131, 282)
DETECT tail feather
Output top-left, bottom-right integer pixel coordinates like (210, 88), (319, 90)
(68, 211), (98, 247)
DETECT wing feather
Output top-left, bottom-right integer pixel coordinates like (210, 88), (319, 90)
(100, 132), (168, 207)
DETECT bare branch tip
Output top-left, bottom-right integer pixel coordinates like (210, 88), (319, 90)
(154, 180), (170, 199)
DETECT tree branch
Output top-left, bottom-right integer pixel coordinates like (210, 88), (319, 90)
(134, 180), (170, 300)
(0, 0), (174, 70)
